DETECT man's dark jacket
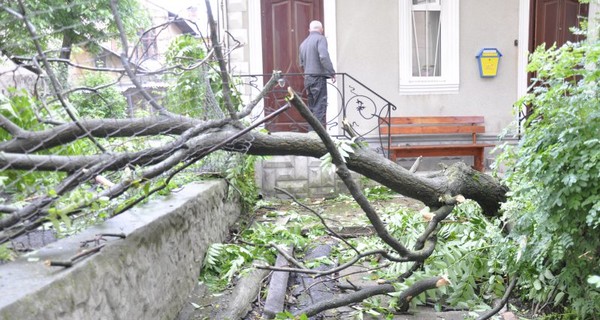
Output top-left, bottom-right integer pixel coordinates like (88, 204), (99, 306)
(299, 31), (335, 77)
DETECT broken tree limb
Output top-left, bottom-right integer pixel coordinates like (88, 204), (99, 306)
(293, 283), (396, 317)
(44, 243), (106, 268)
(395, 276), (451, 312)
(286, 88), (444, 261)
(292, 275), (450, 317)
(0, 129), (507, 216)
(274, 186), (360, 254)
(476, 276), (518, 320)
(409, 156), (423, 173)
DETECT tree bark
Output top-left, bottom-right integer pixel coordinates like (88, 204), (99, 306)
(0, 126), (507, 215)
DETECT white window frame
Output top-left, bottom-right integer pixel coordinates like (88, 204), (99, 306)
(399, 1), (459, 95)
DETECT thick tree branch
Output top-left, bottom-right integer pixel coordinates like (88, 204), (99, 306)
(287, 88), (443, 260)
(0, 115), (26, 137)
(395, 276), (450, 312)
(0, 117), (197, 153)
(0, 129), (507, 216)
(476, 276), (518, 320)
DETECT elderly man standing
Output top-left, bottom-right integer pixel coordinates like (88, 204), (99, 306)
(299, 20), (335, 130)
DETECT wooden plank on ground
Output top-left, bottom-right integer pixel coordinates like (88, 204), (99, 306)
(262, 245), (293, 319)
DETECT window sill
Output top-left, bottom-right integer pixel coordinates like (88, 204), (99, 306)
(399, 82), (459, 95)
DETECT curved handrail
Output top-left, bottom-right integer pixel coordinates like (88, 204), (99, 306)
(234, 73), (398, 158)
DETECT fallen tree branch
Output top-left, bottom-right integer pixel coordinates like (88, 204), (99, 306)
(274, 186), (360, 254)
(287, 88), (415, 259)
(293, 283), (395, 317)
(395, 276), (451, 312)
(293, 275), (449, 317)
(44, 243), (106, 268)
(0, 130), (507, 216)
(476, 275), (518, 320)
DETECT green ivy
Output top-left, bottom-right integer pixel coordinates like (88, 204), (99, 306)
(496, 26), (600, 317)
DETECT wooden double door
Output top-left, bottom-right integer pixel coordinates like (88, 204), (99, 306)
(261, 0), (324, 132)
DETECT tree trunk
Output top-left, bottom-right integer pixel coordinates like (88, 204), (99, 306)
(0, 124), (508, 216)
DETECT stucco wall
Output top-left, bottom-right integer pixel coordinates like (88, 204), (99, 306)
(336, 0), (519, 137)
(0, 180), (240, 320)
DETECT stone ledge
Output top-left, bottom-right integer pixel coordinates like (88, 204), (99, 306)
(0, 180), (240, 320)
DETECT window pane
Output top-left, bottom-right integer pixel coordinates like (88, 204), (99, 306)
(413, 0), (438, 4)
(411, 10), (441, 77)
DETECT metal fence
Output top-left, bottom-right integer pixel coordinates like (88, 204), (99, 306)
(235, 72), (397, 153)
(0, 1), (253, 248)
(0, 2), (399, 249)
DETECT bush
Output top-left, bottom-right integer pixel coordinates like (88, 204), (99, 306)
(69, 72), (127, 119)
(497, 27), (600, 316)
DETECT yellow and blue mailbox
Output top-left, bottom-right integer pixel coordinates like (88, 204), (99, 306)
(476, 48), (502, 78)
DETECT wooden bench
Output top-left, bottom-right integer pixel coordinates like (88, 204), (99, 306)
(379, 116), (494, 172)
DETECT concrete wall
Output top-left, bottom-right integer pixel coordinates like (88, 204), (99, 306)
(256, 155), (363, 198)
(0, 180), (240, 320)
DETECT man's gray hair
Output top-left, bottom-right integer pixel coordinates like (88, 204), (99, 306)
(309, 20), (323, 31)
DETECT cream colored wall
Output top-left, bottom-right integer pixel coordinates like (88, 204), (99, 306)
(336, 0), (520, 137)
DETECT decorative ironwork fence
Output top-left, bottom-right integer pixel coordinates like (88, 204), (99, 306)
(235, 73), (397, 156)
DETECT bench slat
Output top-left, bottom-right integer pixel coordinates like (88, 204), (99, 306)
(379, 116), (492, 171)
(380, 116), (485, 125)
(381, 125), (486, 135)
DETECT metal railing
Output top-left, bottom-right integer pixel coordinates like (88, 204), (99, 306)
(234, 73), (396, 157)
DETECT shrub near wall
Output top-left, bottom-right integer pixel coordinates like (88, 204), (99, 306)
(498, 32), (600, 316)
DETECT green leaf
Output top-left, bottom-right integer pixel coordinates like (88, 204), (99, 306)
(533, 279), (542, 291)
(554, 291), (565, 306)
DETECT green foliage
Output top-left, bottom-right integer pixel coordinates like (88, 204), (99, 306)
(275, 311), (308, 320)
(199, 211), (322, 292)
(363, 185), (395, 201)
(346, 201), (514, 312)
(0, 89), (68, 194)
(0, 88), (40, 133)
(0, 0), (147, 57)
(164, 35), (210, 117)
(352, 297), (395, 319)
(319, 137), (358, 171)
(69, 72), (127, 118)
(0, 243), (15, 262)
(496, 31), (600, 316)
(163, 35), (244, 118)
(225, 154), (261, 212)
